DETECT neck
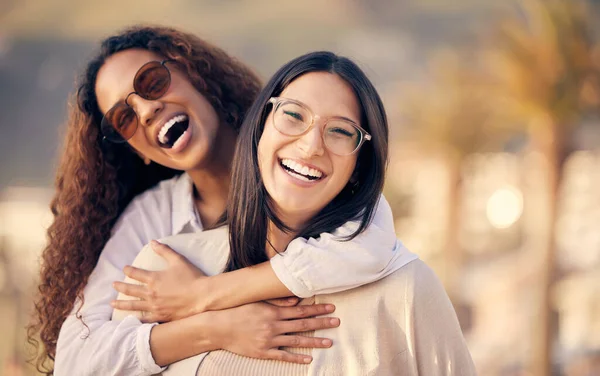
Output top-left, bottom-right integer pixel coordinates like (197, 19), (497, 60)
(265, 210), (313, 258)
(187, 123), (237, 227)
(266, 221), (296, 259)
(187, 168), (230, 203)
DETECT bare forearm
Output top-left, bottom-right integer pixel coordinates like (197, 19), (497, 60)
(150, 312), (217, 366)
(200, 262), (293, 311)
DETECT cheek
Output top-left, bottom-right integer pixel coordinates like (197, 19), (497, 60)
(335, 158), (358, 186)
(257, 133), (278, 181)
(257, 125), (281, 166)
(127, 132), (150, 153)
(257, 139), (268, 173)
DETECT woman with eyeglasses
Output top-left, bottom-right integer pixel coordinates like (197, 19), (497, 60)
(113, 51), (476, 375)
(28, 26), (414, 375)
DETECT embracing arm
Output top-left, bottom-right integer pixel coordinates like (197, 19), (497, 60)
(270, 194), (416, 297)
(55, 186), (221, 375)
(111, 237), (340, 368)
(54, 204), (170, 376)
(210, 195), (416, 308)
(115, 195), (415, 315)
(210, 195), (405, 307)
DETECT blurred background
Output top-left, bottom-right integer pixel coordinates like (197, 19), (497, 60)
(1, 0), (599, 375)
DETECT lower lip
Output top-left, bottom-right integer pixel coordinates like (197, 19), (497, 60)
(165, 126), (193, 154)
(278, 161), (324, 188)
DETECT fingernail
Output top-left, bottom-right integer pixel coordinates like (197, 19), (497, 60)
(150, 240), (159, 247)
(330, 318), (340, 326)
(288, 297), (297, 303)
(325, 304), (334, 312)
(110, 301), (116, 307)
(303, 357), (312, 363)
(322, 339), (332, 346)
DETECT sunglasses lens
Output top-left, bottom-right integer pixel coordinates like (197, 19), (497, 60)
(101, 102), (138, 142)
(134, 61), (171, 100)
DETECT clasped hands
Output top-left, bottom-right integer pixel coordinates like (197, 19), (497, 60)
(111, 240), (339, 364)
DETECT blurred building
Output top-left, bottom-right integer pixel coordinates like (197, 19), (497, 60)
(387, 145), (600, 375)
(0, 186), (52, 375)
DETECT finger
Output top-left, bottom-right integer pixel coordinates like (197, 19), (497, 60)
(139, 312), (162, 324)
(277, 304), (335, 320)
(123, 265), (153, 284)
(265, 297), (299, 307)
(276, 317), (340, 334)
(264, 349), (312, 364)
(113, 281), (149, 299)
(272, 335), (333, 349)
(150, 240), (182, 263)
(110, 299), (150, 312)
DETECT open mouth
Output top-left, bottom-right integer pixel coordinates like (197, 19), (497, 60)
(279, 158), (325, 182)
(157, 114), (190, 149)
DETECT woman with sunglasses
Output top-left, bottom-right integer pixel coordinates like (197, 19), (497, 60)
(113, 51), (475, 375)
(29, 26), (413, 375)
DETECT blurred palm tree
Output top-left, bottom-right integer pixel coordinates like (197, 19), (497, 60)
(400, 49), (512, 323)
(483, 0), (600, 374)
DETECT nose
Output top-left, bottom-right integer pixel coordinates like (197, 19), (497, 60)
(128, 95), (163, 127)
(296, 123), (325, 157)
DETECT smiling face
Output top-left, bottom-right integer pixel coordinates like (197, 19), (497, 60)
(95, 49), (230, 171)
(257, 72), (360, 226)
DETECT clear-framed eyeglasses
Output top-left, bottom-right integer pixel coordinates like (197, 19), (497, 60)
(268, 97), (372, 156)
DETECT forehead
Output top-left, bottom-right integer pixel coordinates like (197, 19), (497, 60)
(95, 49), (163, 114)
(280, 72), (361, 123)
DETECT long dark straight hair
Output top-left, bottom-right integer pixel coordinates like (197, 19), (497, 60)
(225, 51), (389, 271)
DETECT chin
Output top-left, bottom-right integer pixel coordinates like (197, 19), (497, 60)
(280, 202), (323, 218)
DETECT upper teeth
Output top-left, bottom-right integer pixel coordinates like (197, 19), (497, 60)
(281, 159), (323, 178)
(158, 114), (187, 144)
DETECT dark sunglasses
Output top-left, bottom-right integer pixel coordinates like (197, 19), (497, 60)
(100, 59), (175, 143)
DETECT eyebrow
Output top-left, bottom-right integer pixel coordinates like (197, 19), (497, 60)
(283, 97), (360, 124)
(336, 115), (359, 125)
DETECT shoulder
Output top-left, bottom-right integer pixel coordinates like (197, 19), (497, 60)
(124, 175), (185, 215)
(375, 259), (435, 290)
(104, 174), (188, 251)
(115, 174), (186, 229)
(133, 227), (230, 277)
(367, 259), (452, 311)
(379, 261), (476, 373)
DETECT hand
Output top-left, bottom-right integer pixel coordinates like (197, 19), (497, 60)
(209, 301), (340, 364)
(111, 240), (207, 322)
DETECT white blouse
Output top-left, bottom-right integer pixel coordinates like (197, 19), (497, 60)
(54, 174), (415, 376)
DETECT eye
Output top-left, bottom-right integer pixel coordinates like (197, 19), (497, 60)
(327, 126), (356, 138)
(115, 109), (136, 130)
(332, 127), (353, 136)
(283, 110), (304, 122)
(147, 76), (168, 95)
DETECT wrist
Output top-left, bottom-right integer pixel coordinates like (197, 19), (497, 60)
(194, 311), (221, 349)
(191, 275), (216, 313)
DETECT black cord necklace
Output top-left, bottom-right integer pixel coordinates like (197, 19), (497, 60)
(266, 237), (283, 256)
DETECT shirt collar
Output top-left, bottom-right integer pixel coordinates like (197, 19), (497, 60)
(171, 173), (203, 234)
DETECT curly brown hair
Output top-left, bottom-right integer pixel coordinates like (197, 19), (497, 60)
(26, 25), (262, 375)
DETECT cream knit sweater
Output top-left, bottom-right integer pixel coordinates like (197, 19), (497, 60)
(113, 227), (476, 375)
